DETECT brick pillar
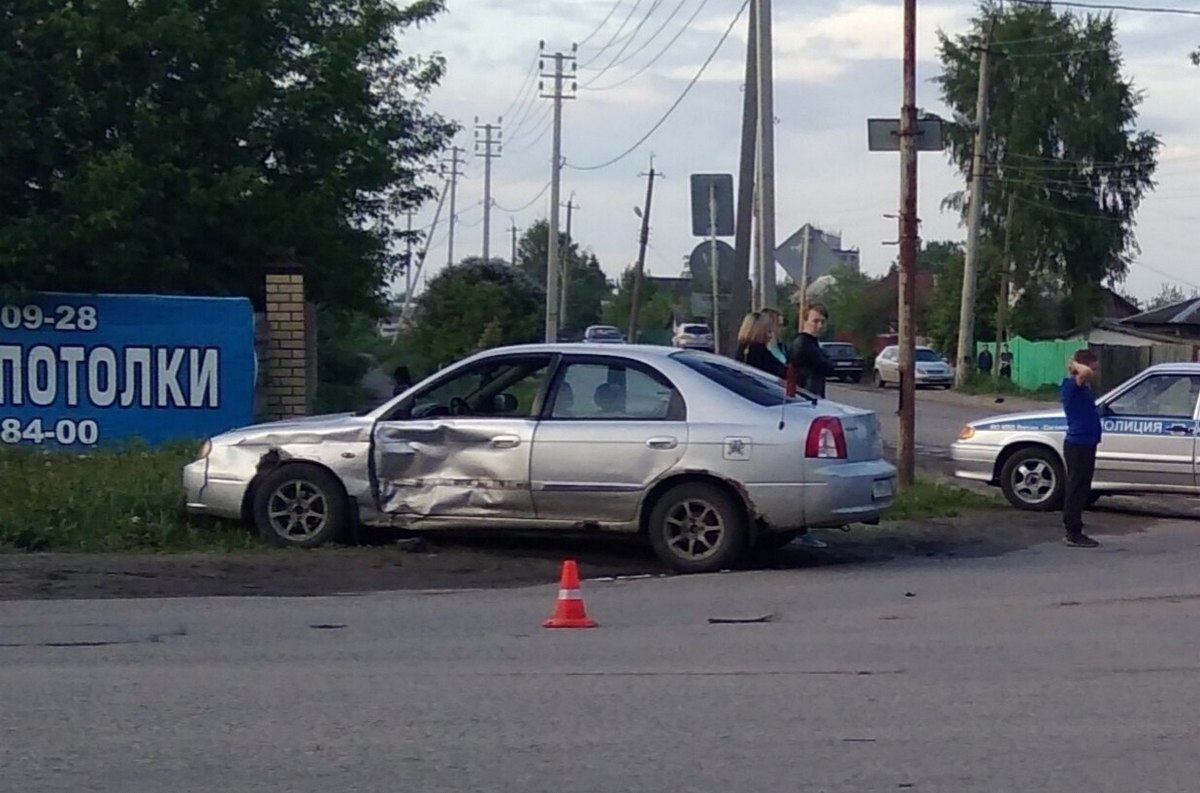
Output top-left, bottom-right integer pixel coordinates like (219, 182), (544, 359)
(265, 262), (310, 419)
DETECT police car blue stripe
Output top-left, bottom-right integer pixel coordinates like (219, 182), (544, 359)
(976, 418), (1197, 435)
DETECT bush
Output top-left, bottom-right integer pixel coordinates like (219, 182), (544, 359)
(0, 443), (260, 552)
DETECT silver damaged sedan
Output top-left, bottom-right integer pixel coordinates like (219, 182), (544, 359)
(184, 344), (897, 573)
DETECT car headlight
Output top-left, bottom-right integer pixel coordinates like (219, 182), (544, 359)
(957, 426), (976, 441)
(197, 439), (212, 460)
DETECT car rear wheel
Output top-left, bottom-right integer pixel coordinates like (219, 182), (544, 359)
(850, 372), (863, 384)
(647, 482), (747, 573)
(999, 447), (1064, 511)
(253, 464), (350, 548)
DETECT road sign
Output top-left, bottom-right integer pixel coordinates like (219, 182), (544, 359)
(867, 117), (946, 152)
(688, 174), (735, 237)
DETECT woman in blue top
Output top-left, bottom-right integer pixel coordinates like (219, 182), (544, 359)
(1061, 349), (1102, 548)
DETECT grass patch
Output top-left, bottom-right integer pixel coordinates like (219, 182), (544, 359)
(955, 373), (1060, 402)
(884, 480), (1000, 521)
(0, 442), (262, 553)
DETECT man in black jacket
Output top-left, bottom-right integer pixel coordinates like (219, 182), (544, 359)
(789, 302), (837, 398)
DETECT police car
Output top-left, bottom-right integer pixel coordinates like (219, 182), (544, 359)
(952, 363), (1200, 510)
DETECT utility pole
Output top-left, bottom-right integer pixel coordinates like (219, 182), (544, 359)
(628, 158), (660, 342)
(404, 210), (415, 302)
(954, 23), (995, 388)
(560, 194), (576, 332)
(753, 0), (778, 308)
(474, 117), (502, 263)
(509, 219), (519, 266)
(731, 0), (758, 348)
(994, 192), (1017, 386)
(896, 0), (919, 488)
(539, 41), (577, 342)
(442, 145), (465, 268)
(798, 224), (811, 311)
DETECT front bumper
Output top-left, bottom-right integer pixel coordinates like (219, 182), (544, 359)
(916, 374), (953, 386)
(950, 441), (1001, 483)
(183, 458), (248, 520)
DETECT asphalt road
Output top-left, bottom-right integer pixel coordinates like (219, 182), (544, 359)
(4, 520), (1200, 792)
(827, 381), (1046, 455)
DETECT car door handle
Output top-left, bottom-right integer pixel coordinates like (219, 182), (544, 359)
(490, 434), (521, 449)
(1168, 424), (1195, 435)
(646, 436), (678, 450)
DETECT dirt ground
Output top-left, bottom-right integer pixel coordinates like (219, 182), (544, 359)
(0, 501), (1174, 601)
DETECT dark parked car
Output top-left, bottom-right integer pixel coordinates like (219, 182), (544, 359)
(820, 341), (865, 383)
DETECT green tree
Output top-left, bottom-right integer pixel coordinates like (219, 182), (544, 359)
(1146, 282), (1196, 311)
(0, 0), (454, 313)
(937, 2), (1159, 330)
(604, 266), (676, 339)
(408, 258), (544, 369)
(514, 219), (612, 335)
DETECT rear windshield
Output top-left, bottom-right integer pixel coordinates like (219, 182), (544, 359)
(588, 327), (622, 339)
(671, 350), (809, 406)
(681, 325), (710, 334)
(916, 349), (943, 362)
(822, 343), (857, 357)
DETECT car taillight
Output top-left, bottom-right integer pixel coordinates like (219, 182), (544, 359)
(806, 417), (847, 459)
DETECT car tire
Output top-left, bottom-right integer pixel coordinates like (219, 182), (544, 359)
(253, 463), (350, 548)
(999, 447), (1065, 512)
(850, 372), (863, 384)
(875, 370), (886, 388)
(647, 482), (747, 573)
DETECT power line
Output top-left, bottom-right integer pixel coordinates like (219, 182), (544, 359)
(581, 0), (690, 86)
(1007, 0), (1200, 16)
(578, 0), (627, 49)
(583, 0), (714, 91)
(493, 181), (552, 213)
(498, 53), (540, 122)
(580, 0), (666, 80)
(506, 103), (553, 147)
(566, 0), (749, 172)
(579, 0), (649, 67)
(505, 113), (554, 153)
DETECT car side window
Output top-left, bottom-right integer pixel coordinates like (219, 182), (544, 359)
(1107, 374), (1200, 420)
(402, 356), (552, 420)
(547, 361), (685, 420)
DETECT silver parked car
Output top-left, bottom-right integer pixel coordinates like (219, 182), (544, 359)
(952, 363), (1200, 511)
(672, 323), (715, 352)
(582, 324), (625, 344)
(184, 344), (897, 573)
(874, 344), (953, 389)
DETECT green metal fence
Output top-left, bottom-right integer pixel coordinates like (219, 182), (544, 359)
(976, 336), (1083, 391)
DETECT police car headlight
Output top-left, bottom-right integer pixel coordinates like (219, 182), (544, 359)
(197, 439), (212, 460)
(958, 426), (976, 441)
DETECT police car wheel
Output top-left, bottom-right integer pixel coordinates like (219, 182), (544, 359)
(999, 448), (1064, 511)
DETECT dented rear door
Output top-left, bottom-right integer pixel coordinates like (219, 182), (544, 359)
(371, 417), (536, 518)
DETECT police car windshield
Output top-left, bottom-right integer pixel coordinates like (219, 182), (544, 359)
(916, 349), (942, 363)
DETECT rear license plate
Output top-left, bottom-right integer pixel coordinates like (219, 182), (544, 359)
(872, 478), (894, 499)
(837, 361), (852, 367)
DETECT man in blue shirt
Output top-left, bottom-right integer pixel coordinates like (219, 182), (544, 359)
(1061, 349), (1102, 547)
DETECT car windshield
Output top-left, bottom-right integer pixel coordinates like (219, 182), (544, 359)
(588, 327), (621, 339)
(671, 350), (811, 406)
(681, 325), (709, 334)
(916, 349), (943, 363)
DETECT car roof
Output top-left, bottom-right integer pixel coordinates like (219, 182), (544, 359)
(1144, 361), (1200, 374)
(471, 342), (678, 360)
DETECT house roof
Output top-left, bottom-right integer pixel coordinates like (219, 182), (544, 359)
(1121, 297), (1200, 327)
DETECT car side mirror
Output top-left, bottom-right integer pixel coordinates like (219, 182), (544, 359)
(493, 393), (519, 414)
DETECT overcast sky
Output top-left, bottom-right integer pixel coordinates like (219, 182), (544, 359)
(401, 0), (1200, 304)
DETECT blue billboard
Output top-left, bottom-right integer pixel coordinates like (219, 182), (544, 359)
(0, 293), (256, 448)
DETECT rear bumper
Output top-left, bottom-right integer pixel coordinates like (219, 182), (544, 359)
(745, 459), (898, 530)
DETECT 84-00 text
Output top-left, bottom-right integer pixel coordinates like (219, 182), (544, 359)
(1, 418), (99, 445)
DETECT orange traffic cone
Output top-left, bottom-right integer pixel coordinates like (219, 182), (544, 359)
(543, 560), (598, 629)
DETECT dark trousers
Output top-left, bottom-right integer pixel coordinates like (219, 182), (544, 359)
(1062, 441), (1097, 535)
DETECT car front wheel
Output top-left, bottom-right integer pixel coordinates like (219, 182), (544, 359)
(253, 463), (350, 548)
(647, 482), (747, 573)
(999, 447), (1065, 511)
(875, 370), (886, 388)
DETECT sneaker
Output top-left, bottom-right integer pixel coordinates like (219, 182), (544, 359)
(1064, 533), (1100, 548)
(796, 532), (827, 549)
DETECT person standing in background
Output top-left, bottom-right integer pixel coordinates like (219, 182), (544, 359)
(735, 312), (786, 378)
(760, 307), (789, 368)
(789, 303), (836, 398)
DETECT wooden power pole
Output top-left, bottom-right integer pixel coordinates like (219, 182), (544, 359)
(628, 159), (660, 342)
(896, 0), (919, 488)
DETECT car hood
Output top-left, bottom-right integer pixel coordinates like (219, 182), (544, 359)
(215, 412), (371, 445)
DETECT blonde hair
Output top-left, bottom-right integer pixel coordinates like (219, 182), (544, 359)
(746, 312), (776, 345)
(737, 312), (760, 346)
